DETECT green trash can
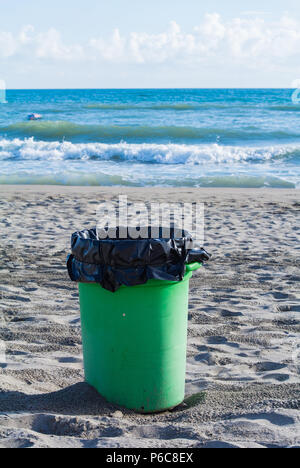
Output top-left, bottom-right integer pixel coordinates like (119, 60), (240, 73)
(67, 227), (210, 413)
(78, 262), (201, 413)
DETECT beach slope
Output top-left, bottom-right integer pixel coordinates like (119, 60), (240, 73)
(0, 186), (299, 448)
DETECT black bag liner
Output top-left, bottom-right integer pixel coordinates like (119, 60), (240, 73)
(67, 227), (210, 292)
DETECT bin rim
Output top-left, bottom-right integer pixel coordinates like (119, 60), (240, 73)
(186, 262), (202, 273)
(69, 227), (210, 292)
(78, 264), (202, 291)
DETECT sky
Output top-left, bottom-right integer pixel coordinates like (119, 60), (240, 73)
(1, 0), (300, 88)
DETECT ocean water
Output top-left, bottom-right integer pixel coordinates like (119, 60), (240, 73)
(0, 88), (299, 188)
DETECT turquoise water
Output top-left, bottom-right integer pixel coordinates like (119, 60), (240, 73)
(0, 89), (299, 188)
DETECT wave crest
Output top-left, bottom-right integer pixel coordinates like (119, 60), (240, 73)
(0, 138), (300, 164)
(1, 121), (300, 143)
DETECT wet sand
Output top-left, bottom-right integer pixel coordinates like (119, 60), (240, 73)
(0, 186), (299, 448)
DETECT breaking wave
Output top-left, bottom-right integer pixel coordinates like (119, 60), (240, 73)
(0, 138), (299, 164)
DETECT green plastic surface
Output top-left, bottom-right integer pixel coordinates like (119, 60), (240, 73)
(78, 264), (202, 413)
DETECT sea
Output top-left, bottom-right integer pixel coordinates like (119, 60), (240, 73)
(0, 88), (299, 188)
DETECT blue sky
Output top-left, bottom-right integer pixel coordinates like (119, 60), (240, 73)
(1, 0), (300, 88)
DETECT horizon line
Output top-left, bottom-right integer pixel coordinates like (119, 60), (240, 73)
(4, 87), (298, 91)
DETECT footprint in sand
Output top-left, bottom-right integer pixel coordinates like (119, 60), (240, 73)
(254, 362), (286, 373)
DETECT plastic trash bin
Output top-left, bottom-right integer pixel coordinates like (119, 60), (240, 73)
(67, 227), (210, 413)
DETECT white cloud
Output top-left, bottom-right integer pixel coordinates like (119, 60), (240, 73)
(90, 29), (126, 62)
(35, 29), (83, 61)
(0, 14), (300, 68)
(0, 25), (83, 61)
(88, 14), (300, 65)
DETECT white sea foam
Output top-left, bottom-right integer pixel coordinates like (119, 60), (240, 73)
(0, 138), (299, 164)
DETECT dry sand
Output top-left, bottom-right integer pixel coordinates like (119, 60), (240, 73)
(0, 185), (299, 448)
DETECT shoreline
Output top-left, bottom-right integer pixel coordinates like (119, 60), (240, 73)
(0, 184), (299, 194)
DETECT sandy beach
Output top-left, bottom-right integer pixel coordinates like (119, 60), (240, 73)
(0, 185), (299, 448)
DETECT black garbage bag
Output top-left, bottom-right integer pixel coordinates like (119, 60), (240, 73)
(67, 227), (210, 292)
